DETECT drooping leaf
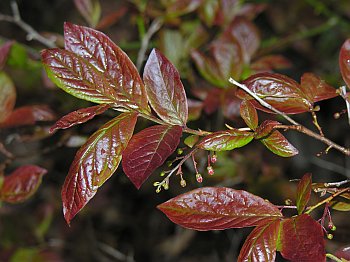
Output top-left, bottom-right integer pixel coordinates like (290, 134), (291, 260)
(339, 39), (350, 89)
(238, 219), (281, 262)
(64, 22), (149, 113)
(261, 131), (298, 157)
(73, 0), (101, 27)
(197, 129), (254, 151)
(42, 48), (118, 104)
(251, 55), (292, 72)
(278, 214), (326, 262)
(0, 165), (47, 203)
(62, 112), (137, 224)
(296, 173), (312, 214)
(0, 105), (56, 128)
(237, 73), (312, 114)
(300, 73), (338, 103)
(0, 41), (14, 70)
(0, 72), (16, 122)
(143, 49), (188, 125)
(254, 120), (281, 139)
(158, 187), (282, 231)
(240, 100), (258, 130)
(184, 134), (199, 148)
(50, 104), (110, 133)
(122, 125), (182, 189)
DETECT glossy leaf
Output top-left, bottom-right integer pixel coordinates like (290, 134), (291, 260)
(122, 125), (182, 189)
(261, 131), (298, 157)
(238, 219), (281, 262)
(74, 0), (101, 27)
(50, 104), (110, 133)
(0, 72), (16, 122)
(0, 165), (47, 203)
(0, 41), (13, 70)
(158, 187), (282, 231)
(64, 22), (149, 112)
(237, 73), (312, 114)
(254, 120), (281, 140)
(184, 135), (199, 148)
(62, 112), (137, 224)
(0, 105), (56, 128)
(143, 49), (188, 125)
(42, 48), (118, 104)
(278, 214), (326, 262)
(339, 39), (350, 89)
(300, 73), (337, 103)
(197, 129), (254, 151)
(240, 100), (258, 130)
(296, 173), (312, 214)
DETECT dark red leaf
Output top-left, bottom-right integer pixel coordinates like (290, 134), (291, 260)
(0, 72), (16, 122)
(187, 99), (203, 121)
(340, 39), (350, 89)
(0, 41), (13, 70)
(197, 129), (254, 151)
(0, 105), (56, 128)
(64, 23), (149, 113)
(278, 214), (326, 262)
(261, 131), (298, 157)
(335, 246), (350, 260)
(143, 49), (188, 125)
(158, 187), (282, 231)
(251, 55), (292, 72)
(237, 73), (312, 114)
(300, 73), (338, 103)
(50, 104), (109, 133)
(122, 125), (182, 189)
(296, 173), (312, 214)
(221, 87), (241, 120)
(0, 165), (47, 203)
(238, 219), (281, 262)
(203, 88), (221, 114)
(96, 7), (128, 30)
(240, 100), (258, 130)
(254, 120), (281, 139)
(62, 112), (137, 224)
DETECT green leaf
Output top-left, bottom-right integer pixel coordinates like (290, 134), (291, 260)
(184, 134), (199, 148)
(240, 100), (258, 130)
(0, 72), (16, 122)
(296, 173), (312, 214)
(261, 131), (298, 157)
(330, 192), (350, 211)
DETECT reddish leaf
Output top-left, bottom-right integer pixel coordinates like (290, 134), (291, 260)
(251, 55), (292, 72)
(335, 246), (350, 260)
(50, 104), (109, 133)
(0, 165), (47, 203)
(166, 0), (202, 17)
(122, 125), (182, 189)
(0, 105), (56, 128)
(300, 73), (338, 103)
(64, 23), (149, 113)
(238, 219), (281, 262)
(296, 173), (312, 214)
(158, 187), (282, 231)
(278, 214), (326, 262)
(0, 72), (16, 122)
(340, 39), (350, 89)
(187, 99), (203, 121)
(62, 112), (137, 224)
(237, 73), (312, 114)
(254, 120), (281, 139)
(236, 3), (267, 20)
(214, 0), (239, 26)
(74, 0), (101, 27)
(143, 49), (188, 125)
(197, 129), (254, 151)
(0, 41), (13, 70)
(96, 7), (128, 30)
(261, 131), (298, 157)
(203, 88), (221, 114)
(240, 100), (258, 130)
(221, 88), (241, 120)
(42, 49), (119, 105)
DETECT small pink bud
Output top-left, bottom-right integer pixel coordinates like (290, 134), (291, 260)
(207, 166), (214, 175)
(211, 154), (217, 163)
(196, 173), (203, 183)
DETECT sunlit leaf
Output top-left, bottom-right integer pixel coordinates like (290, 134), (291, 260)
(0, 105), (56, 128)
(339, 39), (350, 89)
(261, 131), (298, 157)
(278, 214), (325, 262)
(197, 129), (254, 151)
(0, 165), (47, 203)
(62, 112), (137, 224)
(296, 173), (312, 214)
(0, 41), (13, 70)
(64, 22), (149, 112)
(238, 219), (281, 262)
(0, 72), (16, 122)
(143, 49), (188, 125)
(50, 104), (110, 132)
(240, 100), (258, 130)
(237, 73), (312, 114)
(74, 0), (101, 27)
(122, 125), (182, 189)
(254, 120), (280, 139)
(158, 187), (282, 230)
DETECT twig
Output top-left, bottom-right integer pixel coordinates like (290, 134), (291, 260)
(98, 242), (135, 262)
(324, 179), (350, 188)
(339, 86), (350, 127)
(136, 17), (163, 70)
(326, 253), (344, 262)
(0, 1), (56, 48)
